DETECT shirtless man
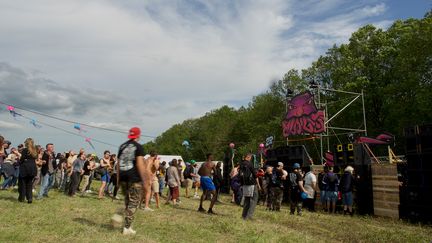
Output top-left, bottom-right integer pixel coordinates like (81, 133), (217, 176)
(198, 153), (217, 214)
(141, 151), (159, 211)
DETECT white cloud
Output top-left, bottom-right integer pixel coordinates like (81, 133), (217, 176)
(0, 120), (23, 130)
(0, 0), (398, 153)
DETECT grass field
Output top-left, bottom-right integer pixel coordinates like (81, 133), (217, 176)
(0, 182), (431, 243)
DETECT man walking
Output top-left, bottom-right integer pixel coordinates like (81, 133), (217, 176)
(239, 153), (261, 220)
(117, 127), (148, 235)
(198, 153), (217, 214)
(37, 143), (56, 199)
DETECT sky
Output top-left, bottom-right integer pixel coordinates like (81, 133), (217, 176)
(0, 0), (430, 155)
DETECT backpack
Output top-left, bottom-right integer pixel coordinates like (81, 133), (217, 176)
(324, 172), (338, 191)
(239, 163), (254, 185)
(289, 172), (299, 190)
(183, 165), (192, 179)
(271, 171), (283, 188)
(118, 143), (137, 172)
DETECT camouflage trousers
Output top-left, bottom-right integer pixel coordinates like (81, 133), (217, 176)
(121, 181), (143, 228)
(270, 187), (283, 211)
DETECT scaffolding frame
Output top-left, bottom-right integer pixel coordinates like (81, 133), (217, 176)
(312, 86), (368, 162)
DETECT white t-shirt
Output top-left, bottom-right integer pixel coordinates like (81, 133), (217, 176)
(304, 172), (317, 199)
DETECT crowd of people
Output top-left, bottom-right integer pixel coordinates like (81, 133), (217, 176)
(0, 130), (357, 235)
(0, 135), (124, 203)
(229, 156), (357, 217)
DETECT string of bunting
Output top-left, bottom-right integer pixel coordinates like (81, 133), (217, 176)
(0, 102), (126, 150)
(0, 100), (156, 138)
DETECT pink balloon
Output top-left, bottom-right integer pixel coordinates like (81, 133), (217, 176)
(7, 106), (14, 111)
(259, 143), (265, 148)
(229, 143), (235, 148)
(85, 137), (91, 142)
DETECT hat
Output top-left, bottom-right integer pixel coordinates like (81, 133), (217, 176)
(345, 166), (354, 173)
(277, 162), (284, 167)
(128, 127), (141, 139)
(293, 163), (301, 169)
(190, 160), (196, 164)
(4, 140), (11, 145)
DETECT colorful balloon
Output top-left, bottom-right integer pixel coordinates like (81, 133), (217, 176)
(182, 140), (190, 147)
(8, 106), (21, 118)
(30, 119), (42, 128)
(85, 137), (95, 150)
(74, 123), (86, 132)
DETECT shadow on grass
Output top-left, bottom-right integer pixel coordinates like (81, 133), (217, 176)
(0, 195), (20, 203)
(172, 206), (228, 216)
(73, 217), (113, 231)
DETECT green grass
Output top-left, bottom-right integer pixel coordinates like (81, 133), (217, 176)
(0, 181), (431, 243)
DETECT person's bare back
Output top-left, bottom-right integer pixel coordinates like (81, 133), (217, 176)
(198, 161), (214, 177)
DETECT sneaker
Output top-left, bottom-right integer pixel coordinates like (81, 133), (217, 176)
(207, 209), (217, 215)
(143, 207), (154, 212)
(122, 227), (136, 235)
(115, 195), (120, 200)
(194, 195), (200, 199)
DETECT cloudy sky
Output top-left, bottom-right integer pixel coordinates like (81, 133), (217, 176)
(0, 0), (430, 155)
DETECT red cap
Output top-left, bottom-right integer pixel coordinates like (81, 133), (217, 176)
(128, 127), (141, 139)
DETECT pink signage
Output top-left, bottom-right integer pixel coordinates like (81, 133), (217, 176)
(282, 91), (325, 137)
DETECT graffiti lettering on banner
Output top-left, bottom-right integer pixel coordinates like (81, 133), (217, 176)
(282, 91), (325, 137)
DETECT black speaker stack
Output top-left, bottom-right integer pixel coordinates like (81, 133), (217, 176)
(265, 145), (311, 202)
(334, 143), (371, 165)
(400, 124), (432, 223)
(334, 143), (354, 164)
(265, 145), (310, 169)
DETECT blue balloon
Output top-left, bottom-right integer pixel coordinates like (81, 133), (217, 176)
(301, 192), (308, 200)
(182, 140), (190, 146)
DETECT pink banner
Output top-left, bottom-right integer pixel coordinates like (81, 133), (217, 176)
(282, 91), (325, 137)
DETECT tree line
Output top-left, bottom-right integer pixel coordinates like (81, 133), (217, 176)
(144, 11), (432, 162)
